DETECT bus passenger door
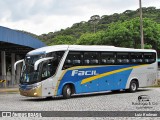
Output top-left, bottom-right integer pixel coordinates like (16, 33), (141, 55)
(41, 60), (57, 96)
(41, 77), (54, 96)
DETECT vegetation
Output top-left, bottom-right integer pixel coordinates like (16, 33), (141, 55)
(77, 18), (160, 50)
(25, 7), (160, 51)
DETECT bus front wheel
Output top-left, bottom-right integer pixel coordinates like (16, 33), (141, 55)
(128, 80), (138, 92)
(62, 85), (72, 99)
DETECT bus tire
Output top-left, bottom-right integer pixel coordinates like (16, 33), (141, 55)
(46, 96), (53, 99)
(128, 80), (138, 92)
(62, 85), (72, 99)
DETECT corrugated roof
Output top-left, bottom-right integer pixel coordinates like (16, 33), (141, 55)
(0, 26), (45, 49)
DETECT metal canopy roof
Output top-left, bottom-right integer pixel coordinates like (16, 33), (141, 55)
(0, 26), (45, 49)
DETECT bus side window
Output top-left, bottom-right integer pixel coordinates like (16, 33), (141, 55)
(144, 53), (156, 64)
(117, 53), (130, 64)
(101, 52), (115, 64)
(84, 59), (90, 64)
(158, 60), (160, 69)
(46, 51), (65, 64)
(41, 51), (65, 80)
(63, 51), (82, 69)
(131, 53), (143, 64)
(41, 61), (51, 79)
(84, 52), (99, 65)
(57, 51), (65, 62)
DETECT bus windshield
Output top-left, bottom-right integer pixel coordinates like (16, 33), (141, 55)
(20, 51), (64, 84)
(20, 54), (44, 84)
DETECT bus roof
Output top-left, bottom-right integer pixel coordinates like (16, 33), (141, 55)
(27, 45), (156, 55)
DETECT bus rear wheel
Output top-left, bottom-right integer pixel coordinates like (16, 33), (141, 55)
(128, 80), (138, 92)
(62, 85), (72, 99)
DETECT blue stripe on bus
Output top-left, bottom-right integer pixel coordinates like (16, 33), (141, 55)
(57, 65), (134, 95)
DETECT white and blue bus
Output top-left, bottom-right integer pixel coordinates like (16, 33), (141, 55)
(14, 45), (157, 99)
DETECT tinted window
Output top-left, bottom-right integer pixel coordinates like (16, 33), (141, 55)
(41, 51), (64, 80)
(117, 53), (130, 64)
(101, 52), (115, 64)
(84, 52), (99, 65)
(46, 51), (64, 62)
(158, 61), (160, 69)
(63, 51), (82, 69)
(131, 53), (143, 64)
(41, 60), (55, 80)
(144, 53), (156, 63)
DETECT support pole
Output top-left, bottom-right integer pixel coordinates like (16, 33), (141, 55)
(11, 53), (15, 86)
(1, 51), (6, 87)
(16, 55), (21, 84)
(139, 0), (144, 49)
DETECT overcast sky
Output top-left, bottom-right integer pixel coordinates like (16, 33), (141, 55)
(0, 0), (160, 35)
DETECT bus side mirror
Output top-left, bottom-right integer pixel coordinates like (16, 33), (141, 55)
(34, 57), (54, 71)
(14, 59), (24, 70)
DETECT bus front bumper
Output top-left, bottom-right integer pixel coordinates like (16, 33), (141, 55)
(19, 85), (42, 97)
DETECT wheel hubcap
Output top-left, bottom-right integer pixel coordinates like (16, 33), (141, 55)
(131, 83), (137, 91)
(67, 88), (71, 95)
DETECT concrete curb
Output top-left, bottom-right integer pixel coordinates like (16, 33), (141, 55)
(0, 88), (19, 93)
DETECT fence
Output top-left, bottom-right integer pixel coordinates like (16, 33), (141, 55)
(0, 75), (20, 88)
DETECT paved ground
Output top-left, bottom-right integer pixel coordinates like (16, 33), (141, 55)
(0, 88), (19, 93)
(0, 88), (160, 119)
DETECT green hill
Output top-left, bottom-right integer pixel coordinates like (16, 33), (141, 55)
(31, 7), (160, 51)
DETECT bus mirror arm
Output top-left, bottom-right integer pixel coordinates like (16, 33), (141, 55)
(14, 59), (24, 71)
(34, 57), (54, 71)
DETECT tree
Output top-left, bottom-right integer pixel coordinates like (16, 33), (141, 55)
(76, 31), (105, 45)
(38, 7), (160, 50)
(89, 15), (100, 33)
(77, 17), (160, 51)
(49, 35), (76, 45)
(102, 18), (160, 49)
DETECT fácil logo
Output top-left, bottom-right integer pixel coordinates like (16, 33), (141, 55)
(71, 70), (99, 76)
(132, 95), (158, 109)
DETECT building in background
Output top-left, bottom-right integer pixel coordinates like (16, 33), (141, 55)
(0, 26), (45, 87)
